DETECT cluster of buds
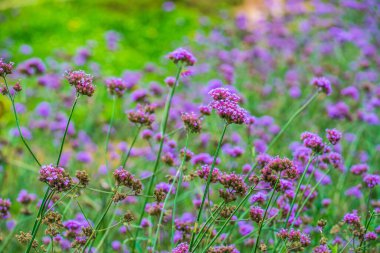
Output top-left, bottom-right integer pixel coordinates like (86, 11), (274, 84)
(39, 164), (73, 192)
(75, 170), (90, 187)
(220, 205), (236, 219)
(249, 206), (264, 223)
(180, 148), (194, 162)
(172, 242), (189, 253)
(181, 112), (202, 133)
(145, 202), (163, 216)
(301, 132), (326, 154)
(218, 173), (247, 203)
(105, 77), (128, 97)
(0, 198), (11, 219)
(261, 157), (297, 187)
(197, 165), (220, 183)
(311, 77), (332, 95)
(208, 245), (240, 253)
(0, 58), (14, 76)
(154, 182), (175, 203)
(17, 190), (36, 215)
(127, 104), (155, 127)
(64, 70), (95, 97)
(174, 219), (193, 243)
(167, 48), (196, 66)
(113, 167), (143, 195)
(209, 88), (249, 125)
(42, 211), (63, 237)
(276, 228), (311, 251)
(325, 128), (342, 145)
(123, 210), (135, 223)
(16, 231), (39, 249)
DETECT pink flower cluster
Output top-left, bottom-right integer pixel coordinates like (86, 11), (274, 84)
(39, 164), (72, 192)
(64, 70), (95, 97)
(249, 206), (264, 223)
(0, 58), (14, 76)
(113, 167), (143, 195)
(209, 88), (248, 125)
(325, 128), (342, 145)
(127, 104), (155, 127)
(301, 132), (325, 153)
(167, 48), (196, 66)
(105, 77), (128, 97)
(172, 242), (189, 253)
(311, 77), (332, 95)
(181, 112), (202, 133)
(0, 198), (11, 219)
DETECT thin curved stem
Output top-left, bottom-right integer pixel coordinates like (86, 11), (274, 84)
(131, 64), (183, 252)
(189, 122), (228, 251)
(199, 185), (257, 253)
(152, 133), (189, 251)
(2, 76), (41, 166)
(56, 93), (80, 166)
(105, 95), (116, 169)
(253, 179), (280, 253)
(283, 155), (314, 228)
(121, 126), (142, 168)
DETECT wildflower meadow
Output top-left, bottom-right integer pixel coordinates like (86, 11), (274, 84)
(0, 1), (379, 252)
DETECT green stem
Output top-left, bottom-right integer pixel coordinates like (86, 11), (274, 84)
(2, 76), (41, 166)
(189, 122), (228, 251)
(151, 134), (189, 251)
(56, 93), (80, 166)
(199, 185), (258, 253)
(131, 64), (182, 252)
(283, 155), (314, 228)
(191, 202), (225, 251)
(170, 133), (189, 248)
(253, 179), (280, 253)
(105, 95), (116, 169)
(121, 126), (142, 168)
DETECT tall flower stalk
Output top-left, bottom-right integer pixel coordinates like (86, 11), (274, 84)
(131, 47), (196, 251)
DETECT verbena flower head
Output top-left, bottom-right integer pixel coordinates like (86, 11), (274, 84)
(250, 206), (264, 223)
(364, 232), (377, 241)
(0, 198), (11, 219)
(326, 128), (342, 145)
(350, 164), (368, 175)
(105, 77), (128, 97)
(127, 104), (155, 127)
(313, 245), (331, 253)
(167, 48), (196, 66)
(39, 165), (72, 192)
(363, 174), (380, 188)
(17, 58), (46, 76)
(17, 190), (36, 205)
(0, 58), (14, 76)
(197, 165), (220, 183)
(208, 245), (239, 253)
(113, 167), (142, 195)
(218, 173), (247, 202)
(181, 112), (202, 133)
(311, 77), (332, 95)
(343, 211), (361, 226)
(64, 70), (95, 97)
(209, 88), (248, 125)
(172, 242), (189, 253)
(301, 132), (325, 153)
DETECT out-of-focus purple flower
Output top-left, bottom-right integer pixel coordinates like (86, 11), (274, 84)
(0, 58), (14, 76)
(326, 128), (342, 145)
(313, 244), (331, 253)
(363, 174), (380, 188)
(311, 77), (332, 95)
(19, 44), (33, 55)
(35, 102), (51, 117)
(65, 70), (95, 97)
(172, 242), (189, 253)
(17, 58), (46, 76)
(76, 151), (93, 164)
(341, 86), (359, 101)
(17, 190), (36, 205)
(162, 1), (175, 12)
(343, 211), (361, 226)
(0, 198), (11, 219)
(350, 164), (368, 175)
(106, 77), (128, 97)
(167, 48), (196, 66)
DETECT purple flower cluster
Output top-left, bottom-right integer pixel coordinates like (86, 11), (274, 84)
(127, 104), (155, 127)
(301, 132), (325, 153)
(17, 58), (46, 76)
(172, 242), (189, 253)
(105, 77), (128, 97)
(39, 164), (73, 192)
(209, 88), (249, 125)
(363, 174), (380, 188)
(113, 167), (143, 195)
(167, 48), (196, 66)
(311, 77), (332, 95)
(64, 70), (95, 97)
(0, 198), (11, 219)
(181, 112), (202, 133)
(249, 206), (264, 223)
(325, 128), (342, 145)
(0, 58), (14, 76)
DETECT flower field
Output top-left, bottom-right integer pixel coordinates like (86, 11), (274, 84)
(0, 1), (379, 252)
